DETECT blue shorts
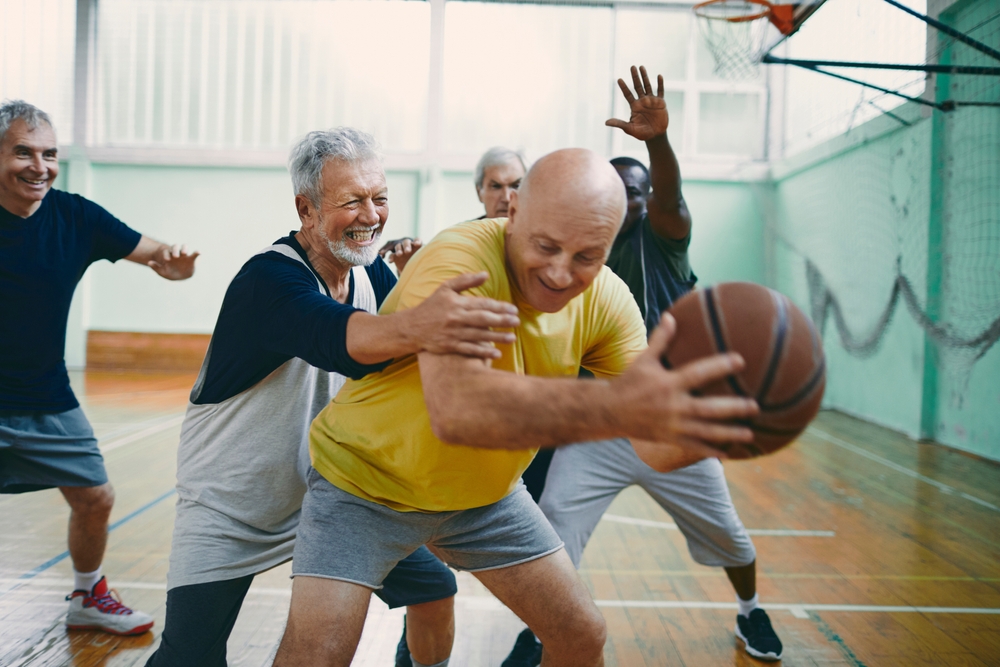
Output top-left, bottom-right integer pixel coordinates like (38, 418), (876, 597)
(293, 468), (564, 589)
(0, 408), (107, 494)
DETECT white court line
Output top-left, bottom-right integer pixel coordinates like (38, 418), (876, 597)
(10, 580), (995, 617)
(99, 413), (186, 453)
(601, 513), (836, 537)
(806, 426), (1000, 512)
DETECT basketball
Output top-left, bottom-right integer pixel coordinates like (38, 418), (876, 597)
(663, 282), (826, 458)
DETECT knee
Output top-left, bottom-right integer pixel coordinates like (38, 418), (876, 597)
(407, 595), (454, 623)
(73, 484), (115, 519)
(539, 605), (606, 661)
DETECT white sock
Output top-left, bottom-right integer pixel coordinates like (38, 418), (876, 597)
(73, 567), (102, 593)
(737, 592), (759, 618)
(412, 659), (449, 667)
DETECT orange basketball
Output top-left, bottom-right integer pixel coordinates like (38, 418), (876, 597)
(663, 282), (826, 458)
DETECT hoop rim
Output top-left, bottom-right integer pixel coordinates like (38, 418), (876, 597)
(693, 0), (773, 24)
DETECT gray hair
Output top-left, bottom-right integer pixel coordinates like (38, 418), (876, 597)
(0, 99), (55, 145)
(475, 146), (526, 189)
(289, 127), (382, 207)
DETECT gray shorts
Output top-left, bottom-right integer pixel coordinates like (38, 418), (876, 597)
(539, 439), (756, 568)
(292, 468), (564, 589)
(0, 407), (107, 494)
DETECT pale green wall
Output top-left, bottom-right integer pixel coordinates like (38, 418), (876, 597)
(768, 0), (1000, 459)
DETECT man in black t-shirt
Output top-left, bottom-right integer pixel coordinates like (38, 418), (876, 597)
(0, 100), (199, 635)
(503, 67), (783, 666)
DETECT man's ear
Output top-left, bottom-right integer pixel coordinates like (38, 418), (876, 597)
(295, 194), (314, 227)
(507, 190), (519, 226)
(476, 184), (486, 205)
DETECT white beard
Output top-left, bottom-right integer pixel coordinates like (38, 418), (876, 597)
(317, 223), (381, 267)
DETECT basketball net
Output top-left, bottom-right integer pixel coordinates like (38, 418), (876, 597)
(694, 0), (796, 81)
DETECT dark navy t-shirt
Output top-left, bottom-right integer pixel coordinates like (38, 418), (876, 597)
(606, 214), (697, 334)
(0, 189), (141, 411)
(191, 233), (396, 405)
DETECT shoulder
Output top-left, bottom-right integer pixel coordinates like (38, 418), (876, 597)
(644, 215), (691, 254)
(238, 248), (319, 292)
(406, 218), (505, 277)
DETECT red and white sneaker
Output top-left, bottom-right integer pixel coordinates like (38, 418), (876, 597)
(65, 576), (154, 635)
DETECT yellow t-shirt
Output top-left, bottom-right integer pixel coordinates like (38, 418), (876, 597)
(310, 217), (647, 512)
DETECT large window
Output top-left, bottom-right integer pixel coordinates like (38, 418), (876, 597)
(93, 0), (431, 152)
(0, 0), (77, 144)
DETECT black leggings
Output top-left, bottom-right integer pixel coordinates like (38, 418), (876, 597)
(145, 575), (255, 667)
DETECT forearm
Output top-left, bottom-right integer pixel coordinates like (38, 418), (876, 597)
(124, 235), (168, 264)
(646, 134), (691, 239)
(424, 360), (626, 449)
(344, 311), (417, 365)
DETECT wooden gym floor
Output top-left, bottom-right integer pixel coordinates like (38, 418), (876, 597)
(2, 371), (999, 666)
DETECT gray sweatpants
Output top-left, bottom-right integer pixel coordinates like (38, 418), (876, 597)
(538, 439), (756, 569)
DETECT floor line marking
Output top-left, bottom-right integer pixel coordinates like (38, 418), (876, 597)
(810, 612), (869, 667)
(0, 489), (176, 599)
(807, 426), (1000, 512)
(4, 581), (998, 616)
(601, 513), (836, 537)
(92, 411), (184, 444)
(100, 414), (186, 453)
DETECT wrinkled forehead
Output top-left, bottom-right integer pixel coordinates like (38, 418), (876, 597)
(520, 195), (620, 250)
(2, 118), (57, 151)
(320, 158), (386, 199)
(483, 159), (526, 185)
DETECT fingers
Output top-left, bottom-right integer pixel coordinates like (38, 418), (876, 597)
(686, 394), (759, 421)
(454, 308), (520, 332)
(676, 352), (745, 391)
(617, 78), (636, 105)
(657, 74), (664, 98)
(605, 118), (628, 130)
(645, 312), (677, 359)
(639, 65), (653, 96)
(441, 271), (491, 293)
(630, 65), (644, 98)
(675, 417), (754, 445)
(451, 342), (503, 360)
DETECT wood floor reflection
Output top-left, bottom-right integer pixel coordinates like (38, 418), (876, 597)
(2, 371), (998, 665)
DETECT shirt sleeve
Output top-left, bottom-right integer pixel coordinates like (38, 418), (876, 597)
(246, 255), (387, 379)
(389, 232), (501, 313)
(580, 268), (648, 379)
(78, 195), (142, 264)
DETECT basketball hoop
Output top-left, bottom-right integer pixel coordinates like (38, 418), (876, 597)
(693, 0), (797, 80)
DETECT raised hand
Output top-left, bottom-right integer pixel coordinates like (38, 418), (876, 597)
(148, 244), (199, 280)
(605, 65), (668, 142)
(379, 237), (423, 274)
(610, 313), (758, 457)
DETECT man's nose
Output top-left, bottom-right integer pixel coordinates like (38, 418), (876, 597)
(358, 200), (379, 223)
(500, 187), (514, 202)
(545, 258), (574, 289)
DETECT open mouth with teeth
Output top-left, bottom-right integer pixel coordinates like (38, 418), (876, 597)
(344, 227), (380, 244)
(20, 177), (48, 186)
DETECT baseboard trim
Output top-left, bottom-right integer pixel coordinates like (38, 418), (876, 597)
(86, 331), (210, 372)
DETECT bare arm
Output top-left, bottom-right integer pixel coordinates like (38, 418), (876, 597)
(345, 272), (520, 365)
(419, 313), (757, 453)
(607, 65), (692, 241)
(125, 235), (199, 280)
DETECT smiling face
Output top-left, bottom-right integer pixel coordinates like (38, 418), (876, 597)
(477, 159), (525, 219)
(504, 149), (626, 313)
(297, 158), (388, 269)
(0, 119), (59, 217)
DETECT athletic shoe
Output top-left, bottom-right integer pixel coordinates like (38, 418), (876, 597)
(735, 608), (783, 661)
(65, 576), (154, 636)
(501, 628), (543, 667)
(395, 616), (412, 667)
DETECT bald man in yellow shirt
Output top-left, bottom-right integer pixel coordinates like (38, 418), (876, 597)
(274, 148), (759, 667)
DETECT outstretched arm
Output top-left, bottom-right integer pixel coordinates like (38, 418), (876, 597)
(378, 236), (424, 275)
(606, 65), (692, 241)
(345, 272), (520, 364)
(125, 235), (199, 280)
(419, 313), (757, 453)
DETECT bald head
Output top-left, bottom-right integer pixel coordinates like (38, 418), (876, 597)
(516, 148), (627, 226)
(504, 148), (628, 313)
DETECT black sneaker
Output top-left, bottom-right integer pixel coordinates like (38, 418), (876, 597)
(735, 608), (783, 661)
(501, 628), (543, 667)
(395, 616), (412, 667)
